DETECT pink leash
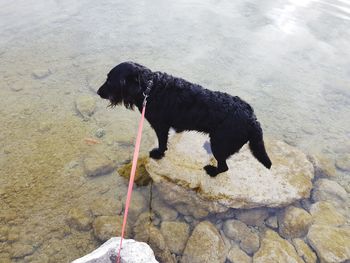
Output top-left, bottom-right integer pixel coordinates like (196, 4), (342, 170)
(116, 100), (147, 263)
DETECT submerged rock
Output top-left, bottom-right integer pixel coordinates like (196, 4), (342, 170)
(66, 208), (92, 231)
(227, 244), (252, 263)
(160, 221), (190, 254)
(278, 206), (312, 239)
(292, 238), (317, 263)
(92, 216), (130, 242)
(72, 237), (158, 263)
(311, 178), (348, 205)
(182, 221), (227, 263)
(222, 219), (260, 255)
(75, 94), (96, 118)
(147, 132), (314, 212)
(253, 229), (303, 263)
(309, 201), (346, 225)
(83, 152), (115, 177)
(307, 225), (350, 263)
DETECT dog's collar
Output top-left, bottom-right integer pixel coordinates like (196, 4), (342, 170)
(142, 79), (153, 106)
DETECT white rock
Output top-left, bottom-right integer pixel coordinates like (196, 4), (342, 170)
(147, 132), (314, 211)
(72, 237), (158, 263)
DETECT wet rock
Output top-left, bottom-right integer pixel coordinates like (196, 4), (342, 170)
(227, 244), (252, 263)
(265, 215), (278, 229)
(0, 253), (11, 263)
(0, 225), (9, 241)
(216, 209), (237, 220)
(307, 225), (350, 263)
(118, 157), (152, 186)
(182, 221), (227, 263)
(182, 217), (193, 225)
(309, 201), (346, 225)
(133, 213), (175, 263)
(222, 219), (260, 255)
(311, 178), (348, 205)
(147, 133), (314, 211)
(72, 237), (158, 263)
(253, 229), (303, 263)
(160, 221), (190, 254)
(10, 243), (35, 258)
(75, 94), (96, 118)
(174, 203), (209, 219)
(309, 154), (336, 177)
(89, 198), (122, 217)
(93, 216), (130, 242)
(83, 152), (115, 177)
(152, 199), (178, 221)
(236, 208), (269, 227)
(292, 238), (317, 263)
(66, 207), (92, 231)
(32, 69), (52, 79)
(278, 206), (312, 239)
(123, 190), (148, 222)
(336, 153), (350, 171)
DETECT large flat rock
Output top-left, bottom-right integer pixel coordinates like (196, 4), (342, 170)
(147, 132), (314, 211)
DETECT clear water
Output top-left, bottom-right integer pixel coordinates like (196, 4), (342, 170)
(0, 0), (349, 262)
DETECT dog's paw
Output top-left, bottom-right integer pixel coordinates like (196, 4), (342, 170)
(149, 148), (165, 159)
(204, 165), (219, 177)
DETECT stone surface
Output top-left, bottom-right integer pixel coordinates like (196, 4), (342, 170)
(265, 215), (278, 229)
(222, 219), (260, 255)
(307, 225), (350, 263)
(253, 229), (303, 263)
(93, 216), (130, 242)
(336, 153), (350, 171)
(310, 154), (336, 177)
(309, 201), (346, 225)
(147, 132), (314, 211)
(160, 221), (190, 254)
(311, 178), (348, 205)
(118, 157), (152, 186)
(72, 237), (158, 263)
(152, 199), (178, 221)
(0, 225), (9, 242)
(75, 94), (96, 118)
(292, 238), (317, 263)
(89, 198), (122, 217)
(182, 221), (227, 263)
(83, 152), (115, 177)
(236, 208), (269, 227)
(10, 243), (35, 258)
(278, 206), (312, 238)
(227, 244), (252, 263)
(66, 208), (92, 231)
(133, 213), (175, 263)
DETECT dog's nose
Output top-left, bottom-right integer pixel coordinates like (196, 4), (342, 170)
(97, 89), (101, 96)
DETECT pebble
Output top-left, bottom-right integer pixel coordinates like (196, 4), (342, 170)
(31, 69), (52, 79)
(95, 128), (106, 138)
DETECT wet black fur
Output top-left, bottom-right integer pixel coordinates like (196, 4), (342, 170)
(97, 61), (272, 177)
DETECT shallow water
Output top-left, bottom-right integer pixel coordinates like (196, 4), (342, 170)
(0, 0), (349, 262)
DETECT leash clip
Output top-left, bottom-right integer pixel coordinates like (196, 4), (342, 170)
(142, 94), (148, 107)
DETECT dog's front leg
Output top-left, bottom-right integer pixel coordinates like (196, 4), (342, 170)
(149, 126), (170, 159)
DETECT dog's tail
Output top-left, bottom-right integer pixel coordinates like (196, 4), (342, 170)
(248, 119), (272, 169)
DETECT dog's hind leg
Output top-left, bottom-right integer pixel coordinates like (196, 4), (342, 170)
(149, 126), (170, 159)
(204, 133), (230, 177)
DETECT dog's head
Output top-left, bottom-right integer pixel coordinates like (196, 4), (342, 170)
(97, 61), (150, 109)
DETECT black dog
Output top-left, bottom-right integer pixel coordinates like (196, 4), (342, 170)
(97, 62), (272, 177)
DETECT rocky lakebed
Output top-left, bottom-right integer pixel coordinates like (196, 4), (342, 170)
(70, 98), (350, 263)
